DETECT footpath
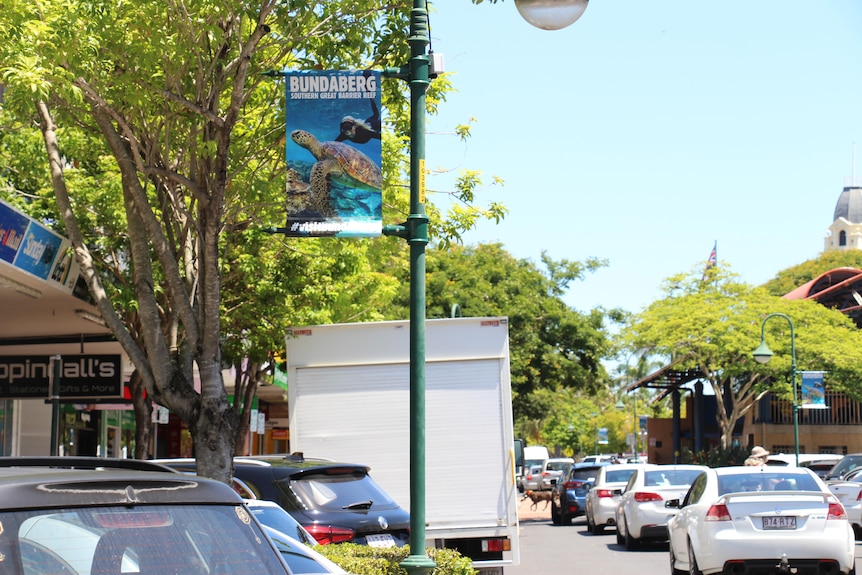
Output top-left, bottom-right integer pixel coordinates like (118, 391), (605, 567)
(517, 493), (552, 523)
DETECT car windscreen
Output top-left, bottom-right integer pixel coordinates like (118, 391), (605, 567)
(248, 504), (316, 545)
(644, 469), (703, 487)
(288, 469), (399, 511)
(717, 472), (822, 495)
(827, 456), (862, 479)
(1, 504), (288, 575)
(570, 467), (603, 482)
(604, 469), (637, 483)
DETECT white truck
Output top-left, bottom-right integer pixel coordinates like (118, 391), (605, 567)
(286, 317), (519, 574)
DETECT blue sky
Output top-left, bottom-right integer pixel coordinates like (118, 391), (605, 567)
(423, 1), (862, 316)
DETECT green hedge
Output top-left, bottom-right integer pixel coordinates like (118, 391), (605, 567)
(315, 543), (477, 575)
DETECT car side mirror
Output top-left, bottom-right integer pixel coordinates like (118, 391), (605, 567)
(665, 498), (680, 509)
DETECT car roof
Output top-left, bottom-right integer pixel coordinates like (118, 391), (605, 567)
(711, 465), (817, 477)
(157, 454), (372, 478)
(0, 456), (242, 510)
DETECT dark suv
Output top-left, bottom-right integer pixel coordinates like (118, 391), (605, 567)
(163, 454), (411, 546)
(551, 462), (611, 525)
(0, 456), (292, 575)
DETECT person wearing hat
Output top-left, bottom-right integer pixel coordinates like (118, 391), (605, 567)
(749, 446), (769, 466)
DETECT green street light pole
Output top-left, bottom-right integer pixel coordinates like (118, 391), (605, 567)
(382, 3), (589, 573)
(752, 313), (799, 466)
(382, 4), (433, 572)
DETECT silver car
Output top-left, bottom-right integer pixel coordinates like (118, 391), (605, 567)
(521, 464), (544, 492)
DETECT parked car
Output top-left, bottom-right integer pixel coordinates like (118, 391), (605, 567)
(550, 462), (610, 525)
(0, 456), (293, 575)
(263, 527), (350, 574)
(540, 457), (574, 490)
(245, 498), (318, 545)
(827, 470), (862, 540)
(160, 454), (411, 547)
(825, 453), (862, 481)
(766, 453), (842, 468)
(580, 454), (618, 464)
(667, 466), (855, 575)
(584, 463), (649, 534)
(519, 464), (544, 492)
(615, 464), (707, 549)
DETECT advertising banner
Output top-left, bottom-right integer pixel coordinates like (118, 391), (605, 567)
(283, 70), (382, 237)
(0, 355), (123, 399)
(598, 427), (609, 445)
(0, 199), (80, 292)
(800, 370), (827, 409)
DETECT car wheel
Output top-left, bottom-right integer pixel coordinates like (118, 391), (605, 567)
(853, 524), (862, 541)
(586, 513), (596, 534)
(688, 541), (702, 575)
(551, 501), (561, 525)
(561, 505), (572, 526)
(624, 519), (640, 551)
(669, 544), (686, 575)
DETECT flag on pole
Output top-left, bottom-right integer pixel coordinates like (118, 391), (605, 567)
(702, 241), (717, 281)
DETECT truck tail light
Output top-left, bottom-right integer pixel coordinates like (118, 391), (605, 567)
(481, 538), (511, 552)
(304, 524), (355, 544)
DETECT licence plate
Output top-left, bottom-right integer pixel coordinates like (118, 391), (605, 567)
(365, 534), (396, 548)
(762, 516), (797, 530)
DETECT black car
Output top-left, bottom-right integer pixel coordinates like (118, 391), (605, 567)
(0, 456), (291, 575)
(551, 462), (610, 525)
(163, 454), (411, 546)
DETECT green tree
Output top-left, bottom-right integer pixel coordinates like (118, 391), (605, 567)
(763, 249), (862, 297)
(0, 1), (505, 478)
(620, 265), (862, 449)
(386, 242), (620, 423)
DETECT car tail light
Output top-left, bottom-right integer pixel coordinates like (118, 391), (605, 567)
(856, 491), (862, 502)
(596, 489), (614, 498)
(565, 480), (584, 490)
(705, 504), (731, 521)
(633, 492), (664, 503)
(827, 502), (847, 520)
(481, 538), (511, 552)
(304, 524), (355, 544)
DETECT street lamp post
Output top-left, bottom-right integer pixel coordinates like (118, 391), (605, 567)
(380, 3), (588, 573)
(752, 313), (799, 467)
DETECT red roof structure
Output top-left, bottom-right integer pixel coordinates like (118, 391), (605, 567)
(782, 267), (862, 327)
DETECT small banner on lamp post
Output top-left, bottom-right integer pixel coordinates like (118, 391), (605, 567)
(283, 70), (383, 237)
(598, 427), (609, 445)
(800, 370), (827, 409)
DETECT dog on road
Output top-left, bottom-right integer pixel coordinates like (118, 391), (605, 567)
(524, 489), (553, 511)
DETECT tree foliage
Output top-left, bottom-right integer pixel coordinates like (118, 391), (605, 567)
(0, 1), (508, 477)
(385, 242), (617, 423)
(621, 265), (862, 449)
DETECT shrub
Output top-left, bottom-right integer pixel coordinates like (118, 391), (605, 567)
(315, 543), (476, 575)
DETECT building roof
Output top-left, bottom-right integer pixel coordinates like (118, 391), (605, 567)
(833, 186), (862, 223)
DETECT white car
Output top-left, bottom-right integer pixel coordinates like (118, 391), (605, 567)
(667, 466), (855, 575)
(584, 463), (650, 534)
(615, 464), (707, 549)
(263, 526), (349, 574)
(540, 457), (574, 490)
(826, 470), (862, 539)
